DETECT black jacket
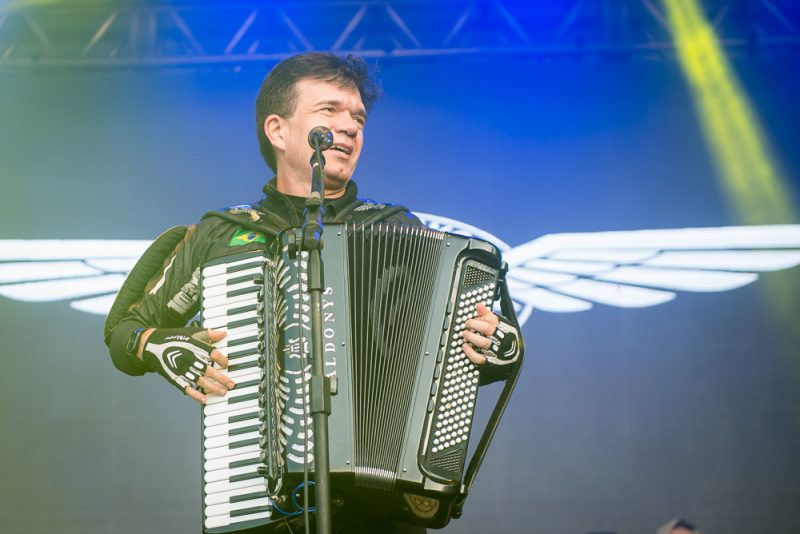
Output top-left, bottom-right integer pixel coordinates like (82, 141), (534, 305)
(104, 179), (422, 374)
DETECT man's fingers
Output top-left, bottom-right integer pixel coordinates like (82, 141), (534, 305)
(209, 348), (229, 368)
(475, 302), (497, 322)
(462, 343), (487, 365)
(184, 386), (208, 405)
(464, 318), (496, 336)
(463, 330), (492, 350)
(207, 329), (228, 343)
(205, 365), (236, 390)
(198, 376), (229, 396)
(192, 328), (228, 344)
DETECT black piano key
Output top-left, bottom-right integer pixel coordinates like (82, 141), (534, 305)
(231, 504), (272, 517)
(229, 360), (260, 372)
(228, 347), (259, 359)
(230, 424), (260, 437)
(228, 286), (260, 298)
(228, 335), (260, 347)
(229, 411), (259, 424)
(230, 490), (270, 504)
(229, 457), (261, 469)
(230, 472), (265, 483)
(233, 379), (260, 390)
(230, 392), (260, 405)
(228, 303), (258, 316)
(227, 273), (260, 286)
(229, 316), (261, 329)
(227, 260), (265, 274)
(231, 437), (260, 450)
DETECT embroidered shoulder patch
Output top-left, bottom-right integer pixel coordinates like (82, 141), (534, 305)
(354, 200), (386, 211)
(229, 228), (267, 246)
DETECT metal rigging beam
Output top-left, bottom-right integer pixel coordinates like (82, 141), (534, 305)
(0, 0), (797, 69)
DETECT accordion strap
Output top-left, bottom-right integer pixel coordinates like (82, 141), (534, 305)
(201, 208), (285, 239)
(453, 264), (525, 517)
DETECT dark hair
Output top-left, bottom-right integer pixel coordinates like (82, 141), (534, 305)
(255, 52), (382, 172)
(672, 519), (696, 532)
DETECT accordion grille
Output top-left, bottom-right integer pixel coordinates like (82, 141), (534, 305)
(346, 223), (445, 490)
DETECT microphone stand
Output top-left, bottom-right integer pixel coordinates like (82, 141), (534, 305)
(299, 132), (333, 534)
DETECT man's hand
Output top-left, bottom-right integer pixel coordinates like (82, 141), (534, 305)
(462, 302), (521, 369)
(139, 328), (236, 404)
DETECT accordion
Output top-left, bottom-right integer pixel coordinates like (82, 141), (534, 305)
(199, 223), (521, 532)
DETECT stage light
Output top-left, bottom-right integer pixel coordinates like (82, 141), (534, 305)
(663, 0), (796, 226)
(663, 0), (799, 340)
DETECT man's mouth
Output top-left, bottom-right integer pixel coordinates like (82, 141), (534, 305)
(330, 144), (353, 156)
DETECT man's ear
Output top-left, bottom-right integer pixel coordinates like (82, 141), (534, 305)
(264, 114), (287, 152)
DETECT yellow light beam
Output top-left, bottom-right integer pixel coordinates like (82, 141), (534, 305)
(663, 0), (796, 225)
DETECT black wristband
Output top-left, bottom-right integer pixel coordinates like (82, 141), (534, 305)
(126, 327), (147, 358)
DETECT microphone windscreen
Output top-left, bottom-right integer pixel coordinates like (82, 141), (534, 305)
(308, 126), (333, 150)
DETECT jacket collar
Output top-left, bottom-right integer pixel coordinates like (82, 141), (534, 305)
(257, 178), (360, 226)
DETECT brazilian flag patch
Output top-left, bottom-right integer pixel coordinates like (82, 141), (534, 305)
(229, 228), (267, 247)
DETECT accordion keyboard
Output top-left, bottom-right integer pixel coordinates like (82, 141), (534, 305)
(200, 253), (272, 532)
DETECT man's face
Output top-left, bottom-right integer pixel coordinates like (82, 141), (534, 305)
(274, 77), (366, 196)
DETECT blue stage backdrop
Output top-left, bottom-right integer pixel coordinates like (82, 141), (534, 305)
(1, 54), (799, 534)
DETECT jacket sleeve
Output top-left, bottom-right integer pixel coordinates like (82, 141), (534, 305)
(104, 223), (209, 375)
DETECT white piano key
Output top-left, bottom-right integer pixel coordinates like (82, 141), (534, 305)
(205, 429), (261, 450)
(206, 306), (256, 319)
(225, 367), (263, 382)
(204, 311), (258, 330)
(203, 297), (260, 318)
(204, 449), (261, 473)
(204, 409), (260, 437)
(215, 347), (259, 362)
(220, 344), (261, 360)
(203, 291), (257, 310)
(203, 405), (259, 428)
(202, 256), (265, 278)
(203, 397), (258, 417)
(204, 441), (260, 461)
(204, 386), (258, 407)
(205, 476), (268, 497)
(206, 384), (259, 406)
(230, 368), (262, 382)
(204, 509), (270, 530)
(215, 322), (260, 340)
(205, 368), (261, 393)
(204, 415), (260, 439)
(205, 485), (269, 507)
(203, 279), (259, 299)
(204, 462), (263, 484)
(202, 266), (263, 288)
(225, 354), (260, 371)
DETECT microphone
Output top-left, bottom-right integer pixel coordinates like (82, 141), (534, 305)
(308, 126), (333, 150)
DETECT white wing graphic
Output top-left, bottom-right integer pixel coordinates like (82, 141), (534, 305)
(0, 239), (151, 315)
(2, 221), (800, 325)
(502, 225), (800, 325)
(414, 212), (511, 252)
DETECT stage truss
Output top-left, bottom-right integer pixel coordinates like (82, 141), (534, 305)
(0, 0), (798, 69)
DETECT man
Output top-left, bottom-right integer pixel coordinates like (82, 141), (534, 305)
(104, 52), (521, 532)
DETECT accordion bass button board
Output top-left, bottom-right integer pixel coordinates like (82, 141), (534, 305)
(200, 223), (504, 532)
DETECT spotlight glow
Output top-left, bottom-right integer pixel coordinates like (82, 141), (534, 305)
(663, 0), (796, 225)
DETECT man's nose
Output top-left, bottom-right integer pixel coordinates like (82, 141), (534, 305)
(333, 115), (359, 137)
